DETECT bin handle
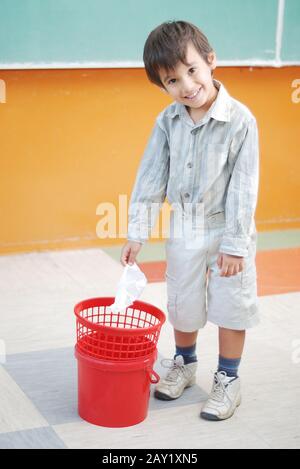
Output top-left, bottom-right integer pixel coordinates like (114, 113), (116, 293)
(147, 367), (160, 384)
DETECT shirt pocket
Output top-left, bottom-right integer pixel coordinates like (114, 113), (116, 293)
(205, 143), (229, 161)
(202, 143), (229, 183)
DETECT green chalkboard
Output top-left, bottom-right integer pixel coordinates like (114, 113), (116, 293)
(0, 0), (299, 69)
(281, 0), (300, 61)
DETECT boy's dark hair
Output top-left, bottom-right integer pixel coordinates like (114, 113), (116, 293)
(143, 20), (214, 89)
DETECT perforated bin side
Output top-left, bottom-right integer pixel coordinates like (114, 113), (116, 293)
(74, 297), (165, 361)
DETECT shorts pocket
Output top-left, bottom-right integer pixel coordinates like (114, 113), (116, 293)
(167, 294), (177, 321)
(241, 268), (256, 289)
(165, 270), (177, 281)
(241, 240), (257, 289)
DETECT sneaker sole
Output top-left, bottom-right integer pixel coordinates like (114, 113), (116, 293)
(154, 377), (196, 401)
(154, 390), (178, 401)
(200, 395), (242, 421)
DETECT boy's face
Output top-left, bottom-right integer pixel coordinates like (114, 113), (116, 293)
(158, 41), (217, 112)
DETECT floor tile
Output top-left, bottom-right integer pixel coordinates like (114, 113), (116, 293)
(3, 348), (80, 426)
(0, 366), (48, 434)
(53, 403), (270, 449)
(0, 426), (66, 449)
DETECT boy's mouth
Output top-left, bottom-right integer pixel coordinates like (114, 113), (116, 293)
(184, 87), (202, 99)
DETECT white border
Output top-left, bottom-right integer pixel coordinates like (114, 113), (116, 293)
(276, 0), (285, 63)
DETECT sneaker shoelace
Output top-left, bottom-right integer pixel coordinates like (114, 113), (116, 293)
(210, 371), (234, 404)
(160, 356), (190, 384)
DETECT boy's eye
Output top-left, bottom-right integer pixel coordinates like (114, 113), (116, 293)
(167, 68), (196, 85)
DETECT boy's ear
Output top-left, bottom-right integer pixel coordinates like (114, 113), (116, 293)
(208, 51), (217, 72)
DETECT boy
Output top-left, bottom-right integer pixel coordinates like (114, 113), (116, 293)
(121, 21), (259, 421)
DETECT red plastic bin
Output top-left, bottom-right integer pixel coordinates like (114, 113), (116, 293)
(75, 345), (160, 427)
(74, 297), (166, 361)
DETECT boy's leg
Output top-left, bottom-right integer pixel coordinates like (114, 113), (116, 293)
(219, 327), (245, 358)
(217, 327), (245, 377)
(218, 327), (245, 376)
(174, 329), (198, 365)
(175, 329), (198, 347)
(158, 210), (209, 401)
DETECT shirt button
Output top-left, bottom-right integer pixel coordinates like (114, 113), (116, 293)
(187, 162), (193, 168)
(184, 193), (190, 198)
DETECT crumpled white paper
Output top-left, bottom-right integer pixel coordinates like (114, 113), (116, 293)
(109, 263), (147, 313)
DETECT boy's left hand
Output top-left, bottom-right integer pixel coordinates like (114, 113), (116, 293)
(217, 253), (244, 277)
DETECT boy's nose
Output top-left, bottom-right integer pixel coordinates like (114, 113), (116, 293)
(182, 81), (197, 97)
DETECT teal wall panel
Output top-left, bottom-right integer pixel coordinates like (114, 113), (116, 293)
(0, 0), (298, 68)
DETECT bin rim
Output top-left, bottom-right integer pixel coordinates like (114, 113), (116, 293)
(74, 296), (166, 336)
(74, 344), (158, 371)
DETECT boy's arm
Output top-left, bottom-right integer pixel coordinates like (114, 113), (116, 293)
(219, 117), (259, 257)
(127, 119), (169, 244)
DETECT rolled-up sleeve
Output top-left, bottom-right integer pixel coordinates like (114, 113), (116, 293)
(127, 119), (170, 243)
(219, 118), (259, 257)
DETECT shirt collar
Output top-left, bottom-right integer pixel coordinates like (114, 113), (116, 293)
(166, 79), (231, 123)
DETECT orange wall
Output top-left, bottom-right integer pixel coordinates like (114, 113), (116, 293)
(0, 67), (299, 254)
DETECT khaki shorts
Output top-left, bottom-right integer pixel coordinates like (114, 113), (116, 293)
(165, 211), (259, 332)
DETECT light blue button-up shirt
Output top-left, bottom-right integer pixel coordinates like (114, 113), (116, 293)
(127, 79), (259, 257)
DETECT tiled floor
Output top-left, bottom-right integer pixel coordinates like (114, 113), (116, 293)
(0, 230), (300, 449)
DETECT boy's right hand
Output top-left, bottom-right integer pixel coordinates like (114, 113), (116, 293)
(120, 241), (142, 266)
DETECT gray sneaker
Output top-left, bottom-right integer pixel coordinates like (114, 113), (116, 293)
(154, 355), (197, 400)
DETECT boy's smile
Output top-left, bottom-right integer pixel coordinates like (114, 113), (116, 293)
(159, 41), (218, 116)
